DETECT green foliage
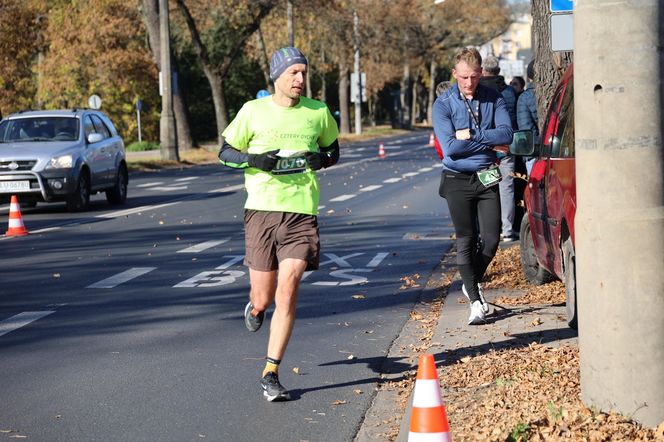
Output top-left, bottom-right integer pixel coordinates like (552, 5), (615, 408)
(126, 141), (159, 152)
(507, 422), (529, 442)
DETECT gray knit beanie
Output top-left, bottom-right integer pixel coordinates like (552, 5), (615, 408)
(269, 47), (308, 80)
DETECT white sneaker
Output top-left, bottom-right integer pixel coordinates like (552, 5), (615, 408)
(462, 284), (490, 314)
(468, 300), (486, 325)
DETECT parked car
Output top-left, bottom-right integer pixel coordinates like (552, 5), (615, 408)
(0, 109), (128, 211)
(510, 64), (577, 328)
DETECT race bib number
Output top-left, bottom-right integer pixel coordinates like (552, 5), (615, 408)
(272, 152), (308, 175)
(476, 165), (502, 188)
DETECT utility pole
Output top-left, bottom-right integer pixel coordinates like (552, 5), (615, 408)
(287, 1), (294, 47)
(353, 9), (362, 135)
(575, 0), (663, 427)
(159, 0), (178, 161)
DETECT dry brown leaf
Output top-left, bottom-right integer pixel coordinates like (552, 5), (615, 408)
(292, 367), (300, 375)
(331, 400), (347, 405)
(352, 294), (366, 299)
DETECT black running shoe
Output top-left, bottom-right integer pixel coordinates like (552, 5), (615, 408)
(244, 302), (264, 332)
(260, 372), (290, 402)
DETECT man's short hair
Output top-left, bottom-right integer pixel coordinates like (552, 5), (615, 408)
(435, 81), (452, 97)
(482, 55), (501, 75)
(453, 47), (482, 70)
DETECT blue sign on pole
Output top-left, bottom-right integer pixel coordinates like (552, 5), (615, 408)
(551, 0), (573, 12)
(256, 89), (270, 99)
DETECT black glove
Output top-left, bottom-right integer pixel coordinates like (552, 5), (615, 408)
(247, 150), (280, 171)
(305, 151), (327, 171)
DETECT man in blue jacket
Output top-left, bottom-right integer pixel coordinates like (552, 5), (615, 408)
(432, 47), (513, 325)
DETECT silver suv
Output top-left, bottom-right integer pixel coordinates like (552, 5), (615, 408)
(0, 109), (128, 211)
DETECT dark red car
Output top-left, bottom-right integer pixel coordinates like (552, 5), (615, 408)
(510, 64), (577, 328)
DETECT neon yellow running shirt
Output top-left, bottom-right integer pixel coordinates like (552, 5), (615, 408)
(222, 96), (339, 215)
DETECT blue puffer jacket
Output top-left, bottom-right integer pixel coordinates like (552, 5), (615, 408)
(517, 84), (538, 136)
(432, 83), (513, 173)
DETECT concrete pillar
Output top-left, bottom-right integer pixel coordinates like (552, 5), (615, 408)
(575, 1), (664, 427)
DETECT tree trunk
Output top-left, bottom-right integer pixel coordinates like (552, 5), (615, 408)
(400, 62), (411, 129)
(204, 68), (229, 142)
(255, 27), (274, 93)
(141, 0), (193, 149)
(338, 62), (350, 134)
(427, 57), (436, 125)
(531, 0), (573, 127)
(172, 57), (196, 149)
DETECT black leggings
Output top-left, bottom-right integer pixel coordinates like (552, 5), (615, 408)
(439, 171), (501, 302)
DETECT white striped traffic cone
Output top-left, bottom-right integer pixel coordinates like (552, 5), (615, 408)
(5, 195), (29, 236)
(408, 354), (452, 442)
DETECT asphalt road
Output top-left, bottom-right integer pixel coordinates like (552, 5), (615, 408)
(0, 132), (455, 441)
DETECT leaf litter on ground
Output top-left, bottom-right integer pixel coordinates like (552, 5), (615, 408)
(373, 245), (663, 441)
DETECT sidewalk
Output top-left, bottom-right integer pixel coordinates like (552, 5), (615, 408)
(355, 243), (579, 441)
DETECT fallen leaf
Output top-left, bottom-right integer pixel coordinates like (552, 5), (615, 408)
(53, 273), (60, 278)
(531, 317), (543, 326)
(460, 356), (472, 364)
(354, 389), (363, 395)
(292, 367), (300, 374)
(332, 400), (347, 405)
(347, 354), (356, 360)
(352, 294), (366, 299)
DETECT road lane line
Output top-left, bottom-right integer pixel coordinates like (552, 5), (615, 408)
(135, 182), (164, 188)
(383, 177), (402, 183)
(329, 194), (356, 202)
(175, 177), (198, 182)
(0, 311), (55, 337)
(177, 239), (230, 253)
(151, 186), (188, 191)
(95, 202), (179, 219)
(402, 172), (419, 177)
(87, 267), (157, 288)
(208, 184), (245, 193)
(359, 185), (383, 192)
(418, 167), (433, 172)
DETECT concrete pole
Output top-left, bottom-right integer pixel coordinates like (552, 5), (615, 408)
(159, 0), (178, 161)
(575, 0), (664, 427)
(353, 9), (362, 135)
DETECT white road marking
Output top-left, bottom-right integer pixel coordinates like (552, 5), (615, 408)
(418, 167), (433, 172)
(29, 227), (61, 234)
(87, 267), (157, 288)
(0, 311), (55, 337)
(96, 202), (178, 219)
(329, 194), (356, 202)
(175, 177), (198, 182)
(402, 172), (419, 177)
(135, 182), (164, 188)
(383, 177), (402, 183)
(359, 185), (382, 192)
(151, 186), (188, 191)
(208, 184), (245, 193)
(367, 252), (389, 267)
(177, 239), (229, 253)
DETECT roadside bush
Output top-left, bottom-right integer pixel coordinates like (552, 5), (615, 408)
(126, 141), (159, 152)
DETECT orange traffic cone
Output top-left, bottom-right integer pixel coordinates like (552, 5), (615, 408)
(5, 195), (29, 237)
(378, 142), (386, 159)
(408, 354), (452, 442)
(428, 132), (435, 147)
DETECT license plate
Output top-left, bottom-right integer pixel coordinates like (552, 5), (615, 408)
(0, 181), (30, 191)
